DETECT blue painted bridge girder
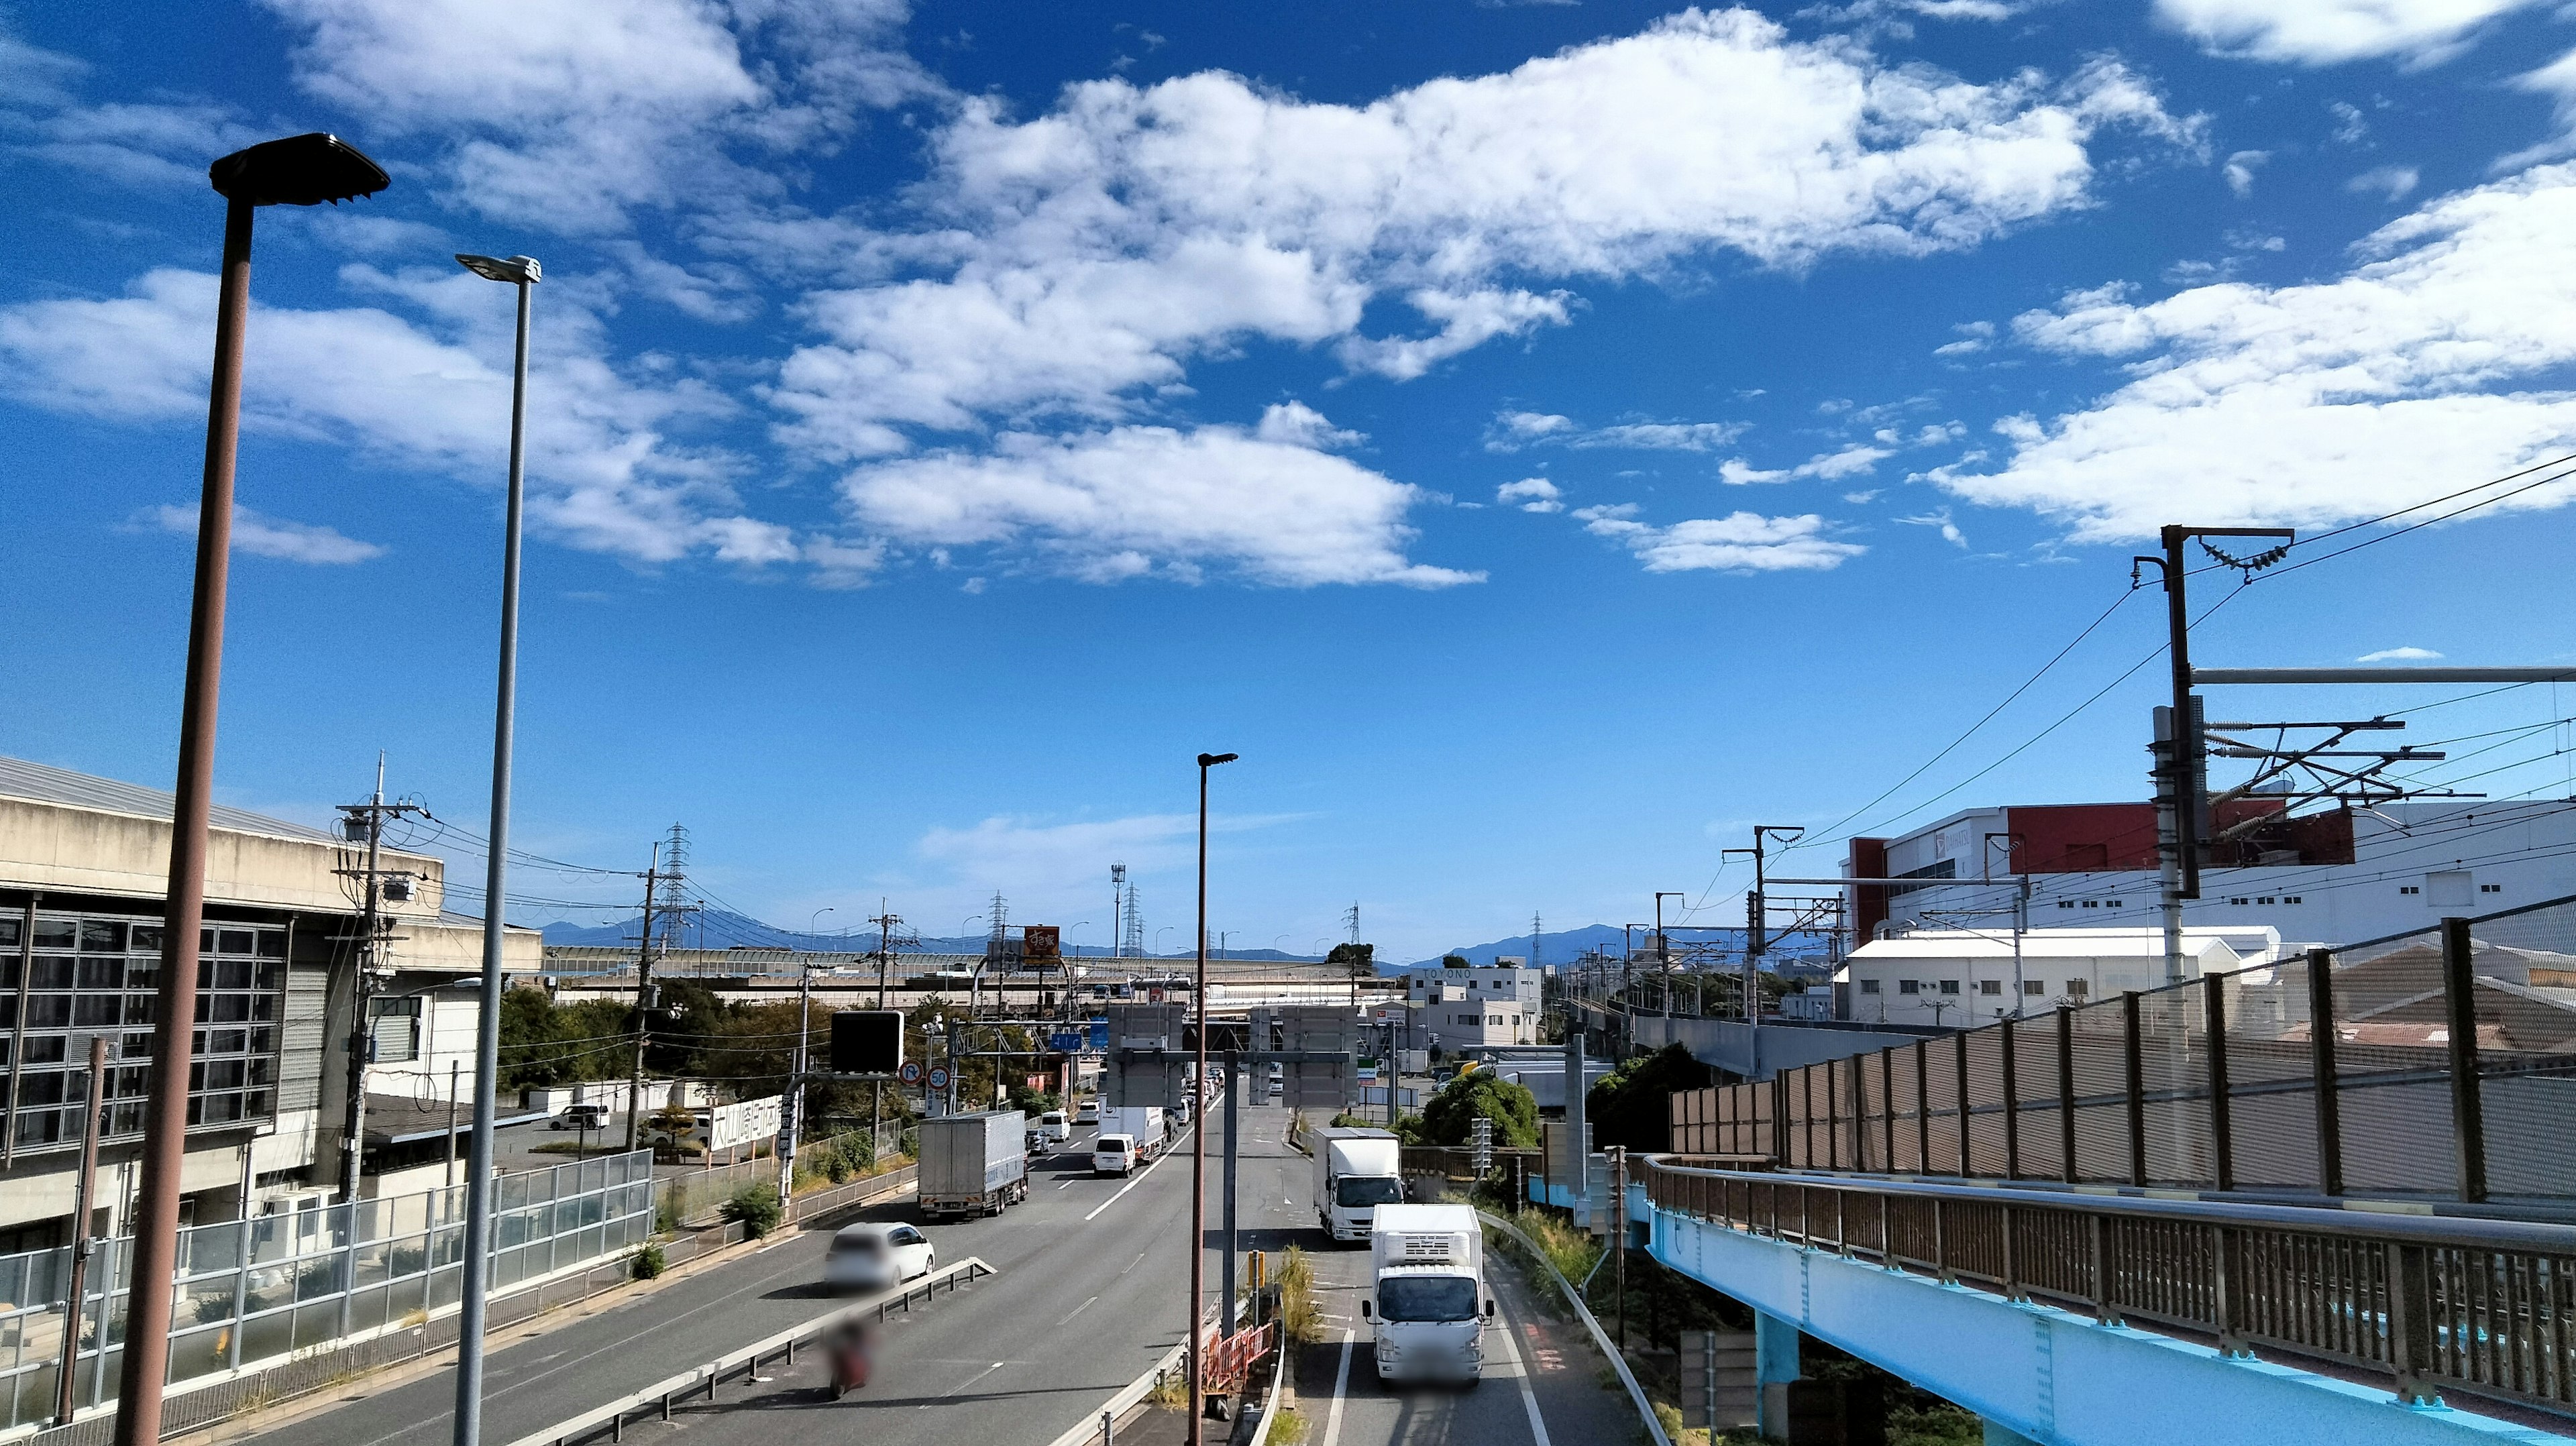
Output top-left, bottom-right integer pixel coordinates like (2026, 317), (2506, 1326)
(1649, 1207), (2574, 1446)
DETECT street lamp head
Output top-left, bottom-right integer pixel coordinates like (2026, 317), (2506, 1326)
(1197, 752), (1238, 767)
(456, 253), (543, 286)
(209, 133), (389, 206)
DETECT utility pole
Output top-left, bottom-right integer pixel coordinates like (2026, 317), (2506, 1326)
(1654, 894), (1683, 1021)
(2135, 526), (2290, 982)
(871, 902), (900, 1009)
(54, 1036), (110, 1427)
(1725, 827), (1804, 1038)
(335, 757), (423, 1205)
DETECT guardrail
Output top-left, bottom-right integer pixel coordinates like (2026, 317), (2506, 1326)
(498, 1257), (996, 1446)
(1644, 1158), (2576, 1418)
(1478, 1211), (1671, 1446)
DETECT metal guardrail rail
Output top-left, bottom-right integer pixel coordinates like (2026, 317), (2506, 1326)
(1479, 1211), (1671, 1446)
(498, 1257), (996, 1446)
(1645, 1158), (2576, 1418)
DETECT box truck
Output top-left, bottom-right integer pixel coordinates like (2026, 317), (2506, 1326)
(917, 1111), (1029, 1219)
(1359, 1203), (1491, 1384)
(1098, 1106), (1167, 1164)
(1311, 1127), (1403, 1243)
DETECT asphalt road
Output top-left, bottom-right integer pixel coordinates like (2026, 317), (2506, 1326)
(236, 1111), (1224, 1446)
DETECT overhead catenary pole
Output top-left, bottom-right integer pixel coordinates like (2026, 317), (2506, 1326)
(340, 755), (388, 1207)
(625, 852), (659, 1152)
(451, 247), (537, 1446)
(121, 134), (389, 1446)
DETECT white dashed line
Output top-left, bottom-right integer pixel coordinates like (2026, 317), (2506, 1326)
(1321, 1329), (1356, 1446)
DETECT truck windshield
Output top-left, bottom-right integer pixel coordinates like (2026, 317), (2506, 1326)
(1377, 1276), (1477, 1323)
(1335, 1176), (1403, 1209)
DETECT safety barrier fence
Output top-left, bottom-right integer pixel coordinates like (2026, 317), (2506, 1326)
(498, 1258), (996, 1446)
(1646, 1158), (2576, 1418)
(1669, 906), (2576, 1209)
(0, 1152), (653, 1435)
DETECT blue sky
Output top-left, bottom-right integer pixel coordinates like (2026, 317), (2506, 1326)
(4, 0), (2575, 961)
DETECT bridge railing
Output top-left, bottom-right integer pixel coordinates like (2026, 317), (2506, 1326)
(1644, 1158), (2576, 1417)
(1668, 900), (2576, 1209)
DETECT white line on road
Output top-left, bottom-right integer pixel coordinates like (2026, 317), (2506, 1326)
(1081, 1129), (1191, 1221)
(1491, 1297), (1552, 1446)
(918, 1359), (1009, 1408)
(1056, 1294), (1098, 1326)
(1321, 1329), (1355, 1446)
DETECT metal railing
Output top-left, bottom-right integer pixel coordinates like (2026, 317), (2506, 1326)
(1668, 907), (2576, 1209)
(1645, 1158), (2576, 1416)
(0, 1152), (653, 1433)
(499, 1258), (996, 1446)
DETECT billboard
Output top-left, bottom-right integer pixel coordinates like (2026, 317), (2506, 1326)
(710, 1095), (783, 1152)
(1022, 925), (1061, 960)
(829, 1009), (904, 1074)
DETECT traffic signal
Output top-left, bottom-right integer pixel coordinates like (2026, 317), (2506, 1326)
(830, 1009), (903, 1074)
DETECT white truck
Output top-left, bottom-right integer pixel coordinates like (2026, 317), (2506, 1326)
(1099, 1105), (1167, 1160)
(916, 1111), (1029, 1219)
(1360, 1203), (1491, 1385)
(1311, 1127), (1403, 1243)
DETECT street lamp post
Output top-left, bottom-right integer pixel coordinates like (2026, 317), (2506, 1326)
(780, 907), (832, 1209)
(1189, 751), (1238, 1446)
(449, 249), (540, 1446)
(117, 133), (387, 1446)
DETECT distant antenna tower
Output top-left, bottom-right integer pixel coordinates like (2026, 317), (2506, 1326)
(1110, 863), (1128, 959)
(1343, 901), (1360, 949)
(1531, 911), (1542, 968)
(1121, 881), (1144, 958)
(987, 890), (1008, 945)
(653, 823), (694, 950)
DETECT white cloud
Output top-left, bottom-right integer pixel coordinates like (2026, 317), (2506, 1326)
(1935, 320), (1997, 357)
(2151, 0), (2546, 66)
(2224, 149), (2269, 197)
(2328, 100), (2371, 144)
(0, 267), (792, 567)
(2357, 645), (2444, 661)
(1719, 440), (1905, 484)
(1497, 478), (1564, 513)
(1574, 505), (1866, 573)
(1898, 507), (1970, 547)
(2500, 48), (2576, 171)
(1930, 164), (2576, 540)
(136, 504), (386, 565)
(2347, 164), (2422, 200)
(771, 12), (2195, 456)
(258, 0), (936, 233)
(837, 404), (1478, 587)
(1484, 409), (1746, 453)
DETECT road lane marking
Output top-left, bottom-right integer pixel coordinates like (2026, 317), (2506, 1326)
(1057, 1295), (1099, 1326)
(1321, 1329), (1355, 1446)
(1080, 1131), (1190, 1221)
(1121, 1249), (1148, 1275)
(1493, 1297), (1552, 1446)
(918, 1359), (1009, 1408)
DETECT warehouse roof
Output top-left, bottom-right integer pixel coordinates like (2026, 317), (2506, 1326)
(0, 754), (333, 844)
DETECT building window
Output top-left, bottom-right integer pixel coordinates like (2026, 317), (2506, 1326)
(11, 909), (284, 1154)
(2257, 896), (2275, 905)
(370, 997), (421, 1063)
(1979, 979), (2002, 996)
(2228, 897), (2249, 906)
(2482, 883), (2503, 894)
(2023, 980), (2046, 995)
(2400, 886), (2419, 895)
(2106, 898), (2123, 907)
(1860, 979), (1881, 995)
(1898, 980), (1920, 995)
(2057, 901), (2076, 910)
(2067, 979), (2090, 996)
(1939, 980), (1960, 995)
(2284, 895), (2302, 904)
(2082, 899), (2098, 908)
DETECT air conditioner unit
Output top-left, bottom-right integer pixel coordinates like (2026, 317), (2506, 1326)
(382, 877), (415, 902)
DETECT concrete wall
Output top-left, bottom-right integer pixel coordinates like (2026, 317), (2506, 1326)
(0, 796), (446, 917)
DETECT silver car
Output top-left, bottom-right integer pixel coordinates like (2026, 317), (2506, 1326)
(824, 1222), (935, 1292)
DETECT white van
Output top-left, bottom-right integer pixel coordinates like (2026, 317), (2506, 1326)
(1093, 1132), (1138, 1176)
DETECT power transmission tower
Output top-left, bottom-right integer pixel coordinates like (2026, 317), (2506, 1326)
(1530, 911), (1542, 968)
(333, 755), (424, 1204)
(625, 824), (696, 1150)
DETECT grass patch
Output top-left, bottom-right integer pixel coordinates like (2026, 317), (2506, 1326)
(1277, 1245), (1326, 1345)
(1510, 1208), (1603, 1288)
(1147, 1368), (1189, 1410)
(1269, 1406), (1311, 1444)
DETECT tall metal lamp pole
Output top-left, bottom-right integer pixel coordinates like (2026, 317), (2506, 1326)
(449, 250), (541, 1446)
(116, 133), (387, 1446)
(1189, 750), (1237, 1445)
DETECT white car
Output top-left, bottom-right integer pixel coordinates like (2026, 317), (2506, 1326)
(1095, 1133), (1138, 1176)
(1036, 1109), (1071, 1146)
(1075, 1099), (1101, 1125)
(824, 1222), (936, 1292)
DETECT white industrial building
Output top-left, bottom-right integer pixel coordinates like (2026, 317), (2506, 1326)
(1845, 800), (2576, 958)
(0, 755), (537, 1251)
(1404, 962), (1541, 1049)
(1835, 926), (2286, 1027)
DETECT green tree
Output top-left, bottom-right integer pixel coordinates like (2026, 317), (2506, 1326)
(1440, 954), (1471, 969)
(1585, 1043), (1711, 1152)
(1419, 1070), (1539, 1148)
